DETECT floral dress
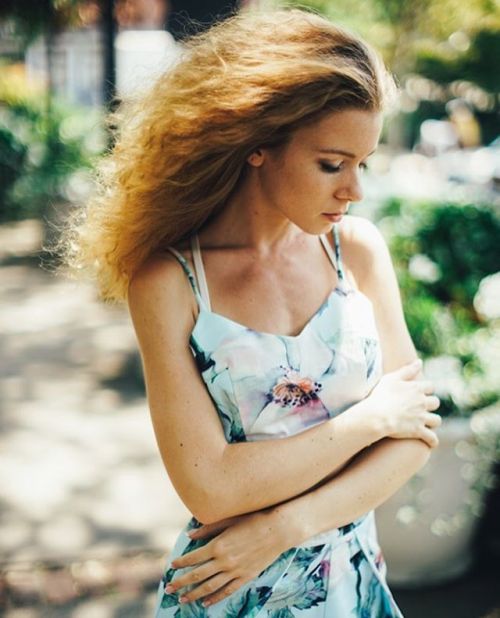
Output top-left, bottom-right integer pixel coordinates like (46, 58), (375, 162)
(153, 225), (404, 617)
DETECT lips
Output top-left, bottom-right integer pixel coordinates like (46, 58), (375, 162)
(323, 212), (345, 220)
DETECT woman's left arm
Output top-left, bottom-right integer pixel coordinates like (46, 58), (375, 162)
(165, 433), (431, 607)
(164, 217), (438, 607)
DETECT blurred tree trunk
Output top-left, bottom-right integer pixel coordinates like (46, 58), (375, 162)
(167, 0), (240, 41)
(102, 0), (117, 112)
(43, 0), (55, 120)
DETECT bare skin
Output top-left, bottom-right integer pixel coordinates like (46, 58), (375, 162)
(127, 108), (441, 607)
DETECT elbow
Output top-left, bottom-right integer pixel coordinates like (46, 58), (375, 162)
(413, 439), (433, 470)
(183, 485), (229, 525)
(399, 437), (433, 474)
(191, 501), (231, 526)
(189, 497), (219, 525)
(376, 437), (433, 475)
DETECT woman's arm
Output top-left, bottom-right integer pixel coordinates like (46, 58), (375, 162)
(127, 254), (387, 525)
(165, 434), (431, 608)
(276, 435), (430, 545)
(128, 218), (437, 525)
(283, 214), (439, 537)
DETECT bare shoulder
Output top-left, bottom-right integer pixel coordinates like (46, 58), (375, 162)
(341, 215), (389, 281)
(342, 214), (385, 246)
(342, 214), (419, 371)
(126, 251), (197, 346)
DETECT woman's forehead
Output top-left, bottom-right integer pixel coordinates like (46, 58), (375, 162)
(291, 109), (383, 156)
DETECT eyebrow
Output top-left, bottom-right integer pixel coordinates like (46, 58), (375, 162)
(317, 148), (376, 158)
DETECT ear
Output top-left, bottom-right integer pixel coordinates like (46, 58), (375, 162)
(246, 149), (265, 167)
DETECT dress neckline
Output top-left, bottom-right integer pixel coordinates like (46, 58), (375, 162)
(165, 227), (368, 342)
(190, 284), (375, 342)
(191, 231), (343, 301)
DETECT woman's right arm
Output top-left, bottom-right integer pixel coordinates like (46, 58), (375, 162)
(127, 256), (436, 525)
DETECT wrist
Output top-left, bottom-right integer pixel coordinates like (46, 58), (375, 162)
(269, 495), (317, 550)
(347, 397), (386, 443)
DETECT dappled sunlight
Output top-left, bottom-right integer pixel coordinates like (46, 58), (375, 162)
(0, 220), (191, 568)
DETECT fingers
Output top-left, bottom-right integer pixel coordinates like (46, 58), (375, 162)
(424, 412), (442, 429)
(425, 395), (441, 412)
(420, 427), (439, 448)
(166, 560), (218, 596)
(397, 358), (423, 381)
(421, 380), (435, 395)
(171, 545), (211, 569)
(176, 572), (235, 606)
(201, 576), (247, 608)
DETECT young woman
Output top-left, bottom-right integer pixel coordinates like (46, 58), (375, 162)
(58, 8), (442, 617)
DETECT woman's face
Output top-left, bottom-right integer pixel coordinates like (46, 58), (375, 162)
(248, 108), (383, 234)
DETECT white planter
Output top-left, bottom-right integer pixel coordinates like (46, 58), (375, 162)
(375, 406), (500, 587)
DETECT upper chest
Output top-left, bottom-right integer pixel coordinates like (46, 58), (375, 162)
(176, 222), (366, 337)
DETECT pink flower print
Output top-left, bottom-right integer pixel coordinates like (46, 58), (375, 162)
(271, 368), (322, 408)
(374, 548), (386, 572)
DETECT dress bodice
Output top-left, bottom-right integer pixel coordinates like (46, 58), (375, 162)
(166, 226), (383, 444)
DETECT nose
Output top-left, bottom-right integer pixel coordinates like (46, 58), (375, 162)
(334, 168), (364, 203)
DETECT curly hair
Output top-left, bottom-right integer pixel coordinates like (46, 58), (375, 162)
(53, 7), (397, 303)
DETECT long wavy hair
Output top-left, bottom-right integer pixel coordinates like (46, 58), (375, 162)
(53, 7), (397, 303)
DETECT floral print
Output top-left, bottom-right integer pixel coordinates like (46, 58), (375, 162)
(271, 367), (322, 407)
(154, 228), (404, 617)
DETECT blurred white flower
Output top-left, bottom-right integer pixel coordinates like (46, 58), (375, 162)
(423, 355), (467, 405)
(409, 253), (441, 283)
(474, 272), (500, 321)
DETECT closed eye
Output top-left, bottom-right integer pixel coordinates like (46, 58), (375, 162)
(320, 161), (369, 174)
(319, 161), (342, 173)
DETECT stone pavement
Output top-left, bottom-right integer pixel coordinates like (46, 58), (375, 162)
(0, 219), (190, 614)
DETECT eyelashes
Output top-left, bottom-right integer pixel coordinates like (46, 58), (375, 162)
(319, 161), (368, 174)
(320, 162), (342, 173)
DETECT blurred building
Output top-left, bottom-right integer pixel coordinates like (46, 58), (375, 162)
(23, 0), (178, 107)
(25, 26), (180, 106)
(21, 0), (251, 107)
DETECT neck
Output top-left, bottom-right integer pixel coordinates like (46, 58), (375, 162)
(200, 170), (307, 256)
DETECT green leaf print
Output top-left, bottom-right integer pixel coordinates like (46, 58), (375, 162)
(160, 592), (178, 609)
(268, 545), (329, 612)
(268, 609), (295, 618)
(178, 601), (207, 617)
(219, 406), (246, 443)
(224, 587), (266, 617)
(190, 337), (215, 373)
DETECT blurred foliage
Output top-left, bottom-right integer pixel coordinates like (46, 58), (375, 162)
(0, 0), (81, 44)
(375, 197), (500, 416)
(415, 29), (500, 94)
(275, 0), (499, 146)
(0, 72), (105, 223)
(277, 0), (500, 77)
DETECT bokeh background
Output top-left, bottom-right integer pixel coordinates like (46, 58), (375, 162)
(0, 0), (499, 616)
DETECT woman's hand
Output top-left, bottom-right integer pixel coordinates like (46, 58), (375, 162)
(365, 359), (442, 448)
(166, 508), (292, 608)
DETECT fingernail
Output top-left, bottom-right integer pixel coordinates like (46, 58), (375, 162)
(165, 584), (174, 593)
(179, 596), (188, 604)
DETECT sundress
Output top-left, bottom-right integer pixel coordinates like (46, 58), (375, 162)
(153, 224), (404, 617)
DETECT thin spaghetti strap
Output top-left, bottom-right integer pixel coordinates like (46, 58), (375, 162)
(332, 224), (345, 281)
(190, 235), (212, 311)
(319, 234), (339, 273)
(165, 246), (205, 309)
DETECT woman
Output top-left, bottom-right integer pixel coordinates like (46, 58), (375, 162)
(57, 8), (442, 617)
